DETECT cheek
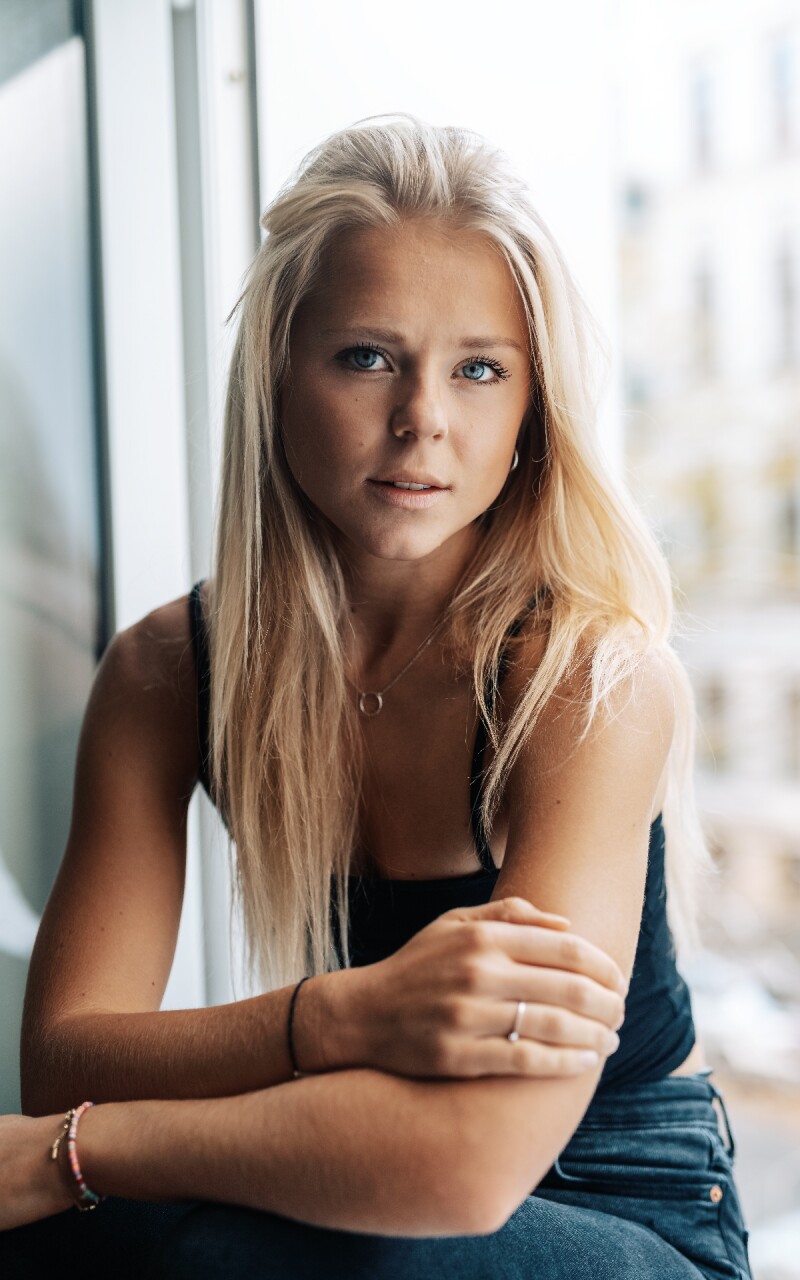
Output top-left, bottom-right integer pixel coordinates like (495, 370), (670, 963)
(459, 406), (519, 476)
(283, 386), (375, 482)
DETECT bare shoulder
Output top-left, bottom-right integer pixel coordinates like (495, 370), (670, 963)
(101, 592), (197, 699)
(503, 621), (676, 763)
(83, 590), (202, 800)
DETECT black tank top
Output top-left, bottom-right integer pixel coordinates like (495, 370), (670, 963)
(188, 580), (696, 1091)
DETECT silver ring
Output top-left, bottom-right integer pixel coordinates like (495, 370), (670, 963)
(507, 1000), (526, 1043)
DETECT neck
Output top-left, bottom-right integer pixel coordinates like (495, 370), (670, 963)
(340, 526), (479, 674)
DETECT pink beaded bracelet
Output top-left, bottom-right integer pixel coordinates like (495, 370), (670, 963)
(50, 1100), (106, 1211)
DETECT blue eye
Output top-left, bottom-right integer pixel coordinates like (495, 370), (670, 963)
(459, 356), (510, 383)
(351, 348), (381, 369)
(337, 344), (390, 372)
(462, 361), (492, 381)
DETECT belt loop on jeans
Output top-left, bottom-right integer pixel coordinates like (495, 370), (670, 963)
(706, 1076), (736, 1160)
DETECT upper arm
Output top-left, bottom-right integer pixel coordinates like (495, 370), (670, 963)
(20, 594), (202, 1062)
(443, 646), (676, 1226)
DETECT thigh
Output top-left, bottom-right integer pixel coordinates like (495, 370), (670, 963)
(0, 1197), (198, 1279)
(142, 1194), (706, 1280)
(536, 1106), (751, 1280)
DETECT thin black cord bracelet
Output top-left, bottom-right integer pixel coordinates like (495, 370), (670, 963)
(288, 975), (311, 1079)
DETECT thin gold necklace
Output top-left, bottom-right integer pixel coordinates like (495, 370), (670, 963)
(354, 612), (450, 717)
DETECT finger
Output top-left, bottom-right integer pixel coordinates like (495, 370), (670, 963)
(448, 895), (571, 929)
(486, 922), (628, 995)
(495, 1000), (621, 1055)
(513, 966), (626, 1029)
(463, 1037), (605, 1079)
(445, 993), (622, 1054)
(458, 984), (623, 1041)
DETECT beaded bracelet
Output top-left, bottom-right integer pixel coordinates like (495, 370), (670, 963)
(288, 975), (311, 1079)
(50, 1101), (106, 1211)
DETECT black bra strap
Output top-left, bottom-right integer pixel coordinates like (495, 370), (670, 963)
(188, 579), (212, 797)
(469, 598), (542, 872)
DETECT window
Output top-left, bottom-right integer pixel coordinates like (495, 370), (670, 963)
(775, 237), (797, 370)
(0, 24), (105, 1114)
(769, 34), (794, 152)
(689, 64), (714, 173)
(777, 486), (800, 560)
(787, 684), (800, 779)
(697, 677), (728, 770)
(692, 256), (716, 380)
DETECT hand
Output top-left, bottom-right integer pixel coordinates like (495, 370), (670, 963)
(346, 896), (627, 1081)
(0, 1113), (75, 1232)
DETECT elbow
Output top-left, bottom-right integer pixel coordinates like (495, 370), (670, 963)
(20, 1056), (60, 1118)
(20, 1075), (55, 1118)
(459, 1163), (541, 1238)
(437, 1167), (529, 1239)
(19, 1031), (51, 1116)
(20, 1014), (82, 1117)
(424, 1174), (511, 1239)
(430, 1126), (540, 1239)
(451, 1166), (545, 1238)
(399, 1120), (512, 1238)
(438, 1108), (555, 1237)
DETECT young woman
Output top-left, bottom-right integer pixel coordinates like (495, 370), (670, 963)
(1, 116), (752, 1279)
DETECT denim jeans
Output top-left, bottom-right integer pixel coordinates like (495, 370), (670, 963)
(1, 1068), (752, 1279)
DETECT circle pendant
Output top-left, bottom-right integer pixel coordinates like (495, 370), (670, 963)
(358, 691), (384, 717)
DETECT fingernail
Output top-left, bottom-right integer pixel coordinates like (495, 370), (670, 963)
(579, 1051), (600, 1068)
(616, 975), (628, 995)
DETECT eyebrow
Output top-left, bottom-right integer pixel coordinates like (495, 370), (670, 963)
(321, 326), (527, 355)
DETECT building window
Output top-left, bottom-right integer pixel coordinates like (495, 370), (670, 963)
(692, 256), (716, 380)
(622, 180), (649, 231)
(775, 238), (797, 370)
(698, 678), (728, 770)
(787, 685), (800, 779)
(624, 366), (650, 406)
(773, 453), (798, 568)
(777, 485), (800, 560)
(689, 65), (714, 173)
(769, 34), (794, 152)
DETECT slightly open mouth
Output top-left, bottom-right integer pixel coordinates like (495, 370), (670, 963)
(369, 480), (445, 491)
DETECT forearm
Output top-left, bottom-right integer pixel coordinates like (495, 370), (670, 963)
(73, 1068), (492, 1237)
(22, 968), (365, 1116)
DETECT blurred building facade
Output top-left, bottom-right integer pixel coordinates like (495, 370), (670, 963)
(616, 0), (800, 1266)
(618, 0), (800, 966)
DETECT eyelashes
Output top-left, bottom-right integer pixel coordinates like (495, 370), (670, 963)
(461, 355), (512, 382)
(335, 341), (511, 384)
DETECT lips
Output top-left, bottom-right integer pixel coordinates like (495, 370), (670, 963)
(366, 479), (449, 509)
(371, 474), (448, 488)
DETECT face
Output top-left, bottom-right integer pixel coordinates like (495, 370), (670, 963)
(279, 218), (531, 570)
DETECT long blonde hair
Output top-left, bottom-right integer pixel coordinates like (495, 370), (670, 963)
(206, 114), (715, 992)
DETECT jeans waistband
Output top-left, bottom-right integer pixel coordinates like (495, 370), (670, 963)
(574, 1068), (736, 1159)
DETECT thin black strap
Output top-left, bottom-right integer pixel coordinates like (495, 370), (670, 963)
(188, 579), (212, 798)
(469, 599), (542, 873)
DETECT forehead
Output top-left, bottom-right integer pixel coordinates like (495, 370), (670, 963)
(297, 218), (529, 344)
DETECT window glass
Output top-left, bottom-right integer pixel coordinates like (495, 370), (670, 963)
(0, 36), (102, 1113)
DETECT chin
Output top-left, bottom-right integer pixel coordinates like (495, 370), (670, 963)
(362, 533), (447, 563)
(337, 517), (456, 564)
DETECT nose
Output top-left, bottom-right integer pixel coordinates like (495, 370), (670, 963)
(389, 371), (448, 443)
